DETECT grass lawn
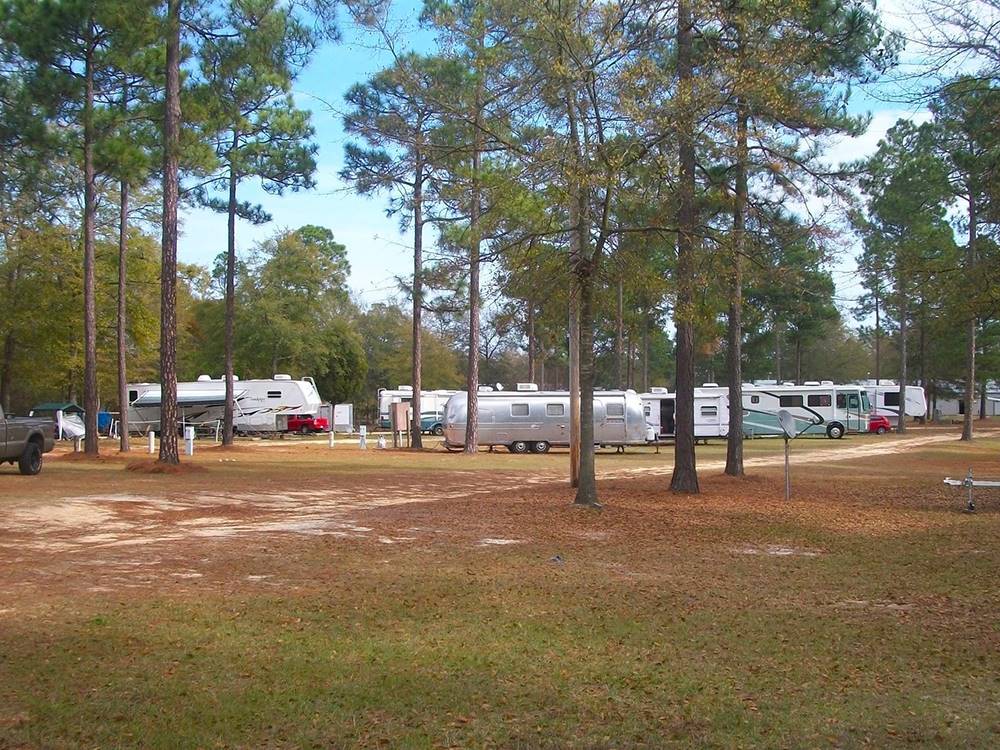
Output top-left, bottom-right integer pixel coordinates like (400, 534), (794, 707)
(1, 427), (999, 748)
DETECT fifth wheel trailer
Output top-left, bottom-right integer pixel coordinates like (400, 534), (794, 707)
(859, 381), (927, 424)
(442, 389), (651, 453)
(127, 375), (323, 434)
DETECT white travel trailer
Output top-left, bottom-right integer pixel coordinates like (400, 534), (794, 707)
(376, 386), (459, 428)
(737, 381), (871, 438)
(127, 374), (323, 434)
(442, 389), (652, 453)
(640, 387), (730, 440)
(859, 381), (927, 424)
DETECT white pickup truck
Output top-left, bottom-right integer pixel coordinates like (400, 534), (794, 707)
(1, 405), (55, 475)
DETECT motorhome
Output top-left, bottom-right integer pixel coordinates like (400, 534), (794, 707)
(859, 381), (928, 424)
(737, 381), (870, 438)
(640, 387), (730, 440)
(127, 374), (323, 434)
(644, 381), (872, 439)
(376, 386), (458, 428)
(442, 389), (651, 453)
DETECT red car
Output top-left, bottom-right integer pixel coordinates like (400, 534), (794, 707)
(868, 414), (891, 434)
(287, 414), (329, 434)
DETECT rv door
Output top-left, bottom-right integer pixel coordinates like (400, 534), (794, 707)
(602, 400), (628, 443)
(660, 399), (675, 438)
(845, 392), (863, 432)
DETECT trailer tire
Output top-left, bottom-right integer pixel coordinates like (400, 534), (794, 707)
(530, 441), (550, 454)
(508, 441), (529, 454)
(18, 441), (42, 476)
(826, 423), (845, 439)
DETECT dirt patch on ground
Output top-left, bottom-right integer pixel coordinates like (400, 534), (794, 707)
(124, 459), (208, 474)
(1, 429), (997, 610)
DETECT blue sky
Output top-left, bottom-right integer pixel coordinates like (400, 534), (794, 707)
(176, 1), (929, 312)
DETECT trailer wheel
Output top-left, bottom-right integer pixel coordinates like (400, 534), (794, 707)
(508, 441), (529, 454)
(530, 441), (550, 454)
(18, 441), (42, 476)
(432, 424), (444, 436)
(826, 423), (845, 439)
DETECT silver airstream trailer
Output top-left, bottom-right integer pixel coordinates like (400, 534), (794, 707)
(442, 389), (651, 453)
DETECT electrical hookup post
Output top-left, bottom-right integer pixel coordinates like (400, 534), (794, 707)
(777, 409), (797, 502)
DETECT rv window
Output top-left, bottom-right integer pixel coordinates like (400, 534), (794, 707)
(884, 392), (900, 407)
(779, 395), (803, 407)
(607, 403), (625, 417)
(128, 390), (138, 402)
(546, 403), (565, 417)
(836, 394), (846, 409)
(750, 395), (760, 404)
(511, 403), (529, 417)
(847, 394), (860, 409)
(267, 390), (282, 398)
(807, 394), (832, 407)
(700, 405), (718, 417)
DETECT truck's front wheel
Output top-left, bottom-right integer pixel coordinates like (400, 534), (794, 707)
(18, 442), (42, 475)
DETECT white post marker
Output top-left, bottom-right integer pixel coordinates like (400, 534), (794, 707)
(359, 424), (367, 450)
(148, 431), (156, 454)
(184, 425), (195, 456)
(377, 435), (387, 449)
(328, 429), (335, 448)
(777, 409), (797, 502)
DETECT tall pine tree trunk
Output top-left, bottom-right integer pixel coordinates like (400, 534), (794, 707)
(774, 320), (782, 382)
(117, 173), (131, 452)
(725, 100), (747, 477)
(82, 34), (99, 456)
(574, 262), (599, 506)
(463, 75), (483, 454)
(615, 276), (624, 389)
(874, 284), (881, 384)
(961, 192), (977, 441)
(158, 0), (182, 465)
(897, 267), (907, 434)
(1, 254), (19, 414)
(565, 82), (585, 490)
(671, 0), (699, 494)
(979, 380), (986, 420)
(642, 313), (649, 393)
(223, 150), (237, 446)
(411, 155), (424, 449)
(526, 304), (535, 383)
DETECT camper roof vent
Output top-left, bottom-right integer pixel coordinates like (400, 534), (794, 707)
(397, 385), (413, 392)
(650, 386), (669, 394)
(804, 380), (820, 386)
(197, 374), (212, 382)
(783, 381), (795, 386)
(702, 382), (719, 387)
(233, 375), (240, 381)
(274, 374), (292, 380)
(742, 383), (755, 388)
(821, 380), (833, 385)
(478, 385), (494, 392)
(516, 382), (539, 391)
